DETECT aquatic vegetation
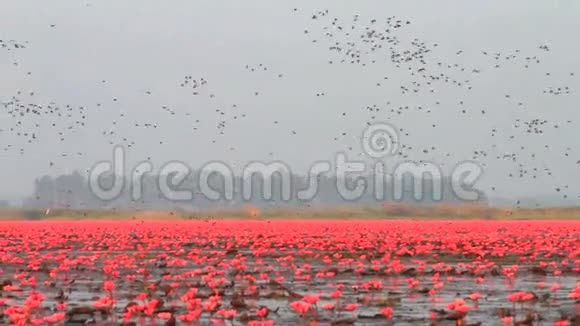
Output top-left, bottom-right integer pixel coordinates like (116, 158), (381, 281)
(0, 220), (578, 325)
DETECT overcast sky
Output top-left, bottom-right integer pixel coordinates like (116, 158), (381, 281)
(1, 0), (580, 206)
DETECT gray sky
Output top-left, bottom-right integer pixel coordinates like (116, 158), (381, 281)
(1, 0), (580, 205)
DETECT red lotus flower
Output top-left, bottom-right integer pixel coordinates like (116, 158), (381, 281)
(289, 301), (309, 315)
(501, 316), (513, 325)
(380, 307), (393, 319)
(302, 295), (320, 305)
(103, 280), (115, 292)
(469, 292), (481, 301)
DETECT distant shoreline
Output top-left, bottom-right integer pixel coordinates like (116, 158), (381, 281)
(1, 204), (580, 220)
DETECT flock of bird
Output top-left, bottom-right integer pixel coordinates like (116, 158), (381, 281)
(0, 39), (27, 51)
(1, 7), (578, 207)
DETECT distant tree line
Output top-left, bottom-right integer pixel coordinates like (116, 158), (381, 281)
(21, 170), (488, 210)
